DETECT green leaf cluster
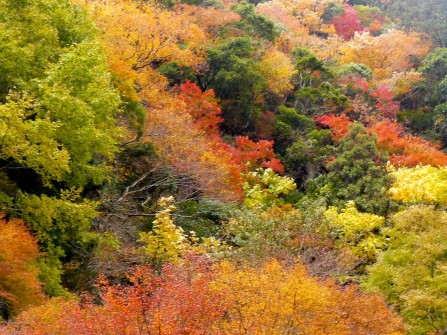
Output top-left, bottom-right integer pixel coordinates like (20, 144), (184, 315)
(0, 0), (122, 295)
(232, 2), (281, 42)
(205, 37), (267, 133)
(364, 206), (447, 335)
(308, 123), (391, 216)
(242, 168), (296, 210)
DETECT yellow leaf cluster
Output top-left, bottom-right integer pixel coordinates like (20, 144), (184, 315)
(389, 165), (447, 206)
(139, 197), (187, 265)
(80, 0), (206, 103)
(340, 30), (431, 81)
(325, 202), (386, 261)
(0, 92), (71, 186)
(259, 47), (297, 97)
(242, 168), (296, 209)
(382, 69), (424, 95)
(212, 259), (405, 335)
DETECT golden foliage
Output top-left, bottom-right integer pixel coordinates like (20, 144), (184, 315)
(389, 165), (447, 206)
(340, 30), (430, 81)
(259, 46), (297, 97)
(213, 259), (405, 335)
(325, 202), (386, 262)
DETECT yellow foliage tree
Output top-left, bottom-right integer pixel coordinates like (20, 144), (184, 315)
(139, 197), (187, 266)
(213, 259), (405, 335)
(340, 30), (430, 82)
(80, 0), (206, 104)
(389, 165), (447, 206)
(325, 202), (386, 263)
(174, 4), (241, 42)
(242, 168), (296, 210)
(78, 0), (244, 202)
(259, 47), (297, 98)
(1, 260), (405, 335)
(268, 0), (341, 36)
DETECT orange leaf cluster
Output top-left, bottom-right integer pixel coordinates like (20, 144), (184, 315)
(178, 80), (224, 137)
(174, 5), (241, 41)
(315, 116), (447, 167)
(0, 216), (43, 317)
(232, 136), (284, 173)
(147, 100), (243, 202)
(2, 257), (404, 335)
(157, 82), (284, 201)
(256, 3), (309, 36)
(369, 120), (447, 167)
(315, 114), (352, 141)
(340, 30), (430, 81)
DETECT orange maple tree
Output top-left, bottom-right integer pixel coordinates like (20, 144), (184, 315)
(1, 255), (227, 335)
(146, 99), (243, 202)
(315, 113), (352, 141)
(315, 116), (447, 167)
(174, 4), (241, 41)
(368, 120), (447, 167)
(172, 81), (284, 199)
(231, 136), (284, 173)
(0, 216), (43, 318)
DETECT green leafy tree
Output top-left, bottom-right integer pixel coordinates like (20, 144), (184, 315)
(17, 190), (98, 296)
(225, 204), (305, 263)
(0, 93), (70, 186)
(270, 105), (332, 183)
(308, 123), (391, 215)
(291, 49), (348, 116)
(273, 105), (315, 153)
(338, 62), (373, 80)
(418, 48), (447, 144)
(284, 129), (333, 182)
(232, 2), (281, 42)
(198, 37), (267, 134)
(0, 0), (121, 295)
(36, 39), (121, 187)
(384, 0), (447, 47)
(364, 206), (447, 335)
(292, 48), (335, 89)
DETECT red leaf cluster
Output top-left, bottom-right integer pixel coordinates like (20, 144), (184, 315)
(179, 80), (224, 137)
(330, 5), (364, 41)
(232, 136), (284, 173)
(315, 114), (352, 142)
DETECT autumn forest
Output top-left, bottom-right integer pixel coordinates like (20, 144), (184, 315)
(1, 0), (447, 333)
